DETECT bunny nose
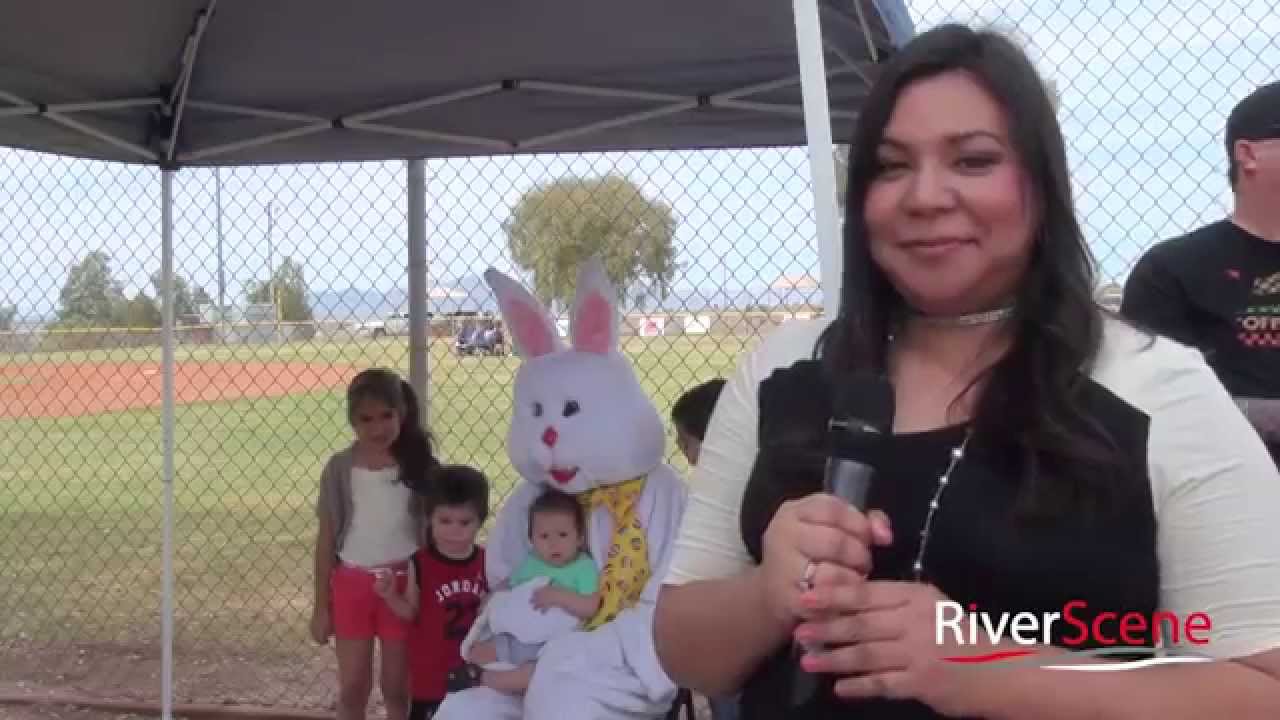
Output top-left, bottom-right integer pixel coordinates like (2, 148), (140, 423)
(541, 426), (559, 448)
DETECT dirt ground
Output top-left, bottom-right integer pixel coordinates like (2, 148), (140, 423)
(0, 639), (337, 720)
(0, 361), (356, 419)
(0, 640), (710, 718)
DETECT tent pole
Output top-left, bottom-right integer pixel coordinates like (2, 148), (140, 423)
(407, 159), (430, 418)
(791, 0), (843, 313)
(159, 167), (177, 720)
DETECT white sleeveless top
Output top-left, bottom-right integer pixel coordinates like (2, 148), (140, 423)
(338, 465), (419, 567)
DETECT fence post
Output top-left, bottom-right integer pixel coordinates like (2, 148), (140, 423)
(159, 167), (177, 720)
(791, 0), (842, 314)
(407, 158), (430, 417)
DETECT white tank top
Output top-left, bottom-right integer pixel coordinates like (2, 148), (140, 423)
(338, 466), (419, 567)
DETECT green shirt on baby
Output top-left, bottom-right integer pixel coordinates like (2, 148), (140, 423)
(509, 552), (598, 595)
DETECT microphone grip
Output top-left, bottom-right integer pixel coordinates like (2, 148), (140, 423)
(791, 459), (875, 707)
(824, 458), (873, 510)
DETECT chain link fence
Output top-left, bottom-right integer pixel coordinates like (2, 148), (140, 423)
(1, 0), (1277, 714)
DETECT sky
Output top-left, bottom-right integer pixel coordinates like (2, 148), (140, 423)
(1, 0), (1277, 322)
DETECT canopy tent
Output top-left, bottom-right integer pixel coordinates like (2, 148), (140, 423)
(0, 0), (910, 165)
(0, 1), (913, 715)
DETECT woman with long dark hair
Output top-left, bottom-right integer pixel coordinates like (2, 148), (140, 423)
(654, 24), (1280, 719)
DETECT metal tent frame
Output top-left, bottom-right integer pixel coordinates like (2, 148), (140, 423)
(0, 1), (912, 716)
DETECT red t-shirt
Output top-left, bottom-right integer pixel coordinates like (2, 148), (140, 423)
(408, 544), (488, 702)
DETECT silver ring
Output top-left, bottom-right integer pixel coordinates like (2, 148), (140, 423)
(799, 559), (818, 590)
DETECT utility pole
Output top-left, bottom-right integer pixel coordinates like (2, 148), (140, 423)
(266, 200), (277, 324)
(215, 168), (225, 330)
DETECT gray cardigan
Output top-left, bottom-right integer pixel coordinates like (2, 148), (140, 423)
(316, 445), (423, 554)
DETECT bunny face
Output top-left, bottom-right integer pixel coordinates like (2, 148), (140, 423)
(485, 257), (666, 495)
(508, 350), (665, 494)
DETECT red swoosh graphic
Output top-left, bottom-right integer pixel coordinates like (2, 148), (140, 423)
(943, 650), (1037, 664)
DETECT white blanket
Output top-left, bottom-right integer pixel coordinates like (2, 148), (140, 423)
(460, 576), (579, 669)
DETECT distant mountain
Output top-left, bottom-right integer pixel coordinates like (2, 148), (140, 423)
(309, 278), (821, 322)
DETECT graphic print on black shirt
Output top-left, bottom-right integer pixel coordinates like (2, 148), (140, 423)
(1240, 269), (1280, 349)
(1122, 220), (1280, 398)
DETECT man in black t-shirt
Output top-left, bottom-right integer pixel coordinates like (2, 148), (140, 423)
(1122, 81), (1280, 460)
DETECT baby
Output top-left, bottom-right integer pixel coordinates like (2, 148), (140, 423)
(450, 488), (600, 695)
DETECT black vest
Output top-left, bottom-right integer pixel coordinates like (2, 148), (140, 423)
(737, 360), (1160, 720)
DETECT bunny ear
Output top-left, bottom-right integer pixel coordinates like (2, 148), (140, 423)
(484, 268), (564, 358)
(570, 255), (618, 355)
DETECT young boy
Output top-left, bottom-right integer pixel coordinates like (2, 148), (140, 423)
(671, 377), (726, 466)
(376, 464), (489, 720)
(450, 488), (599, 695)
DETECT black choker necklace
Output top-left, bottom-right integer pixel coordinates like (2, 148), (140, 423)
(911, 306), (1016, 327)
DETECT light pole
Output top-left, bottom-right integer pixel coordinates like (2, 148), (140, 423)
(266, 200), (277, 325)
(215, 168), (225, 330)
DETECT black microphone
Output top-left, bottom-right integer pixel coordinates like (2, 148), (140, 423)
(791, 373), (895, 708)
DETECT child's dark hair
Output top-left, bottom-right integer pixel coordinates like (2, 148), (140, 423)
(670, 377), (726, 442)
(423, 464), (490, 524)
(528, 488), (586, 536)
(346, 368), (439, 492)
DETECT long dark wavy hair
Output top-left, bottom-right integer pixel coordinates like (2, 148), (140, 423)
(346, 367), (439, 493)
(816, 24), (1128, 519)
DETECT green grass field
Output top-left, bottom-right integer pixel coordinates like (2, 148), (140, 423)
(0, 334), (755, 662)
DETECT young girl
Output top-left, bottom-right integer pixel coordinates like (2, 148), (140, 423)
(311, 368), (438, 720)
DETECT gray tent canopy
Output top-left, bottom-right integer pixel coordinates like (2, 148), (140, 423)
(0, 3), (912, 716)
(0, 0), (911, 167)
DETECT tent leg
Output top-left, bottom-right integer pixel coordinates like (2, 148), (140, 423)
(159, 168), (177, 720)
(791, 0), (843, 313)
(407, 159), (430, 418)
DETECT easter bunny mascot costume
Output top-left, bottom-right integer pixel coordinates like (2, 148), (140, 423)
(434, 257), (687, 720)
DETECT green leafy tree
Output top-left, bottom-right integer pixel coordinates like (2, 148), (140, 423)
(56, 251), (127, 327)
(150, 271), (210, 320)
(246, 257), (314, 322)
(504, 175), (678, 309)
(0, 305), (15, 332)
(123, 292), (162, 328)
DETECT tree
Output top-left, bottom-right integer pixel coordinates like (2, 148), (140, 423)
(57, 251), (127, 327)
(0, 305), (15, 332)
(503, 175), (678, 309)
(246, 257), (314, 322)
(123, 292), (161, 328)
(151, 271), (211, 320)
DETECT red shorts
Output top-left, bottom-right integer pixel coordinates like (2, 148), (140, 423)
(331, 559), (412, 642)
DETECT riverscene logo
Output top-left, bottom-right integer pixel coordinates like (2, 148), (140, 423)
(936, 600), (1215, 671)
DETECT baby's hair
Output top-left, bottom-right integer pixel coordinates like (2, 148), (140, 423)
(528, 488), (586, 537)
(346, 368), (440, 492)
(423, 464), (490, 524)
(671, 377), (726, 442)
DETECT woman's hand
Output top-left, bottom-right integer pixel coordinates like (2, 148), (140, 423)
(309, 606), (333, 645)
(756, 494), (893, 628)
(793, 580), (996, 717)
